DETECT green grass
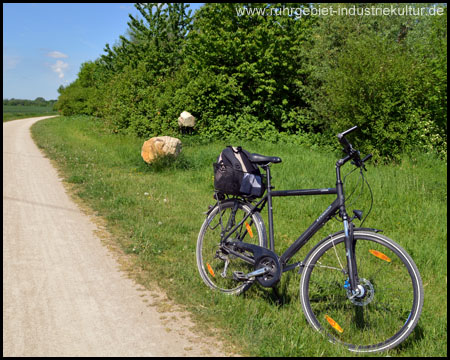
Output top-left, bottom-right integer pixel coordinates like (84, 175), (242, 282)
(31, 115), (447, 357)
(3, 104), (58, 122)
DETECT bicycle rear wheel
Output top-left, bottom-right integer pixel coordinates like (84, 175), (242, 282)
(196, 199), (267, 295)
(300, 230), (423, 353)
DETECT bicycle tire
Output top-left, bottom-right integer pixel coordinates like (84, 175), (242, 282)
(196, 200), (267, 295)
(299, 230), (423, 353)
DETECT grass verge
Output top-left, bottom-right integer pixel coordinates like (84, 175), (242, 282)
(31, 115), (447, 357)
(3, 104), (58, 122)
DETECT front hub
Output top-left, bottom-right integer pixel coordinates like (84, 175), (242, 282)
(345, 278), (374, 306)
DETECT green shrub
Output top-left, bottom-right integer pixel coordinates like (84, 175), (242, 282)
(54, 3), (447, 160)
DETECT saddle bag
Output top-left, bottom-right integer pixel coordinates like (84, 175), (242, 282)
(213, 146), (265, 197)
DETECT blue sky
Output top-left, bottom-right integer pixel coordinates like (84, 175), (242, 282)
(3, 3), (204, 101)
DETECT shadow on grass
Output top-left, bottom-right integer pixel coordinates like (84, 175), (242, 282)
(244, 272), (297, 308)
(394, 324), (425, 352)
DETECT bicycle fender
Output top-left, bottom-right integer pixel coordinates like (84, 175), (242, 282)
(325, 227), (383, 238)
(204, 199), (243, 217)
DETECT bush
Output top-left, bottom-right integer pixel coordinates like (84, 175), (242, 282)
(54, 3), (447, 160)
(306, 4), (447, 161)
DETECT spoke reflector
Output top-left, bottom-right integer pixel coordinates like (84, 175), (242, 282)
(325, 315), (344, 333)
(207, 263), (215, 277)
(245, 222), (254, 238)
(369, 249), (391, 262)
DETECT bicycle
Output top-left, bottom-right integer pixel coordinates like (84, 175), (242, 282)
(196, 126), (424, 353)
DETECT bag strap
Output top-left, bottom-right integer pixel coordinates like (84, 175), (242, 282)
(220, 147), (245, 171)
(233, 146), (259, 173)
(231, 147), (248, 172)
(220, 146), (258, 173)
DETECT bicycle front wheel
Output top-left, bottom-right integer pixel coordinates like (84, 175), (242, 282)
(196, 199), (267, 295)
(300, 230), (423, 353)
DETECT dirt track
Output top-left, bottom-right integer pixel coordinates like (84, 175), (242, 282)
(3, 116), (229, 357)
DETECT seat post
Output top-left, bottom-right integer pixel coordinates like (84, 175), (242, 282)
(264, 165), (275, 252)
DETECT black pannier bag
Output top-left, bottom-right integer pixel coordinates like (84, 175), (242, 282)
(213, 146), (265, 197)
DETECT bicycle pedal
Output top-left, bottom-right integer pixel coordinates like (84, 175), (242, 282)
(232, 271), (248, 281)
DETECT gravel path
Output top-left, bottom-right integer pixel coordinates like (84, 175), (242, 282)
(3, 116), (229, 357)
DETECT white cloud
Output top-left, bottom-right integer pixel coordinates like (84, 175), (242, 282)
(3, 54), (20, 71)
(51, 60), (69, 79)
(119, 5), (134, 11)
(47, 51), (68, 59)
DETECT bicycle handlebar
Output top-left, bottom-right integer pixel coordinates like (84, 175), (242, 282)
(361, 153), (373, 163)
(337, 126), (358, 152)
(337, 126), (372, 169)
(337, 125), (358, 141)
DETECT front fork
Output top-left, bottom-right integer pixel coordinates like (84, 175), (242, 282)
(343, 218), (360, 293)
(336, 158), (360, 294)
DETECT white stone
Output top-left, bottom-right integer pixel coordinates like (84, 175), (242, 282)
(178, 111), (195, 127)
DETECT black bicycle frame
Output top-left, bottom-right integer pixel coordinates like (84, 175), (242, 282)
(220, 153), (361, 292)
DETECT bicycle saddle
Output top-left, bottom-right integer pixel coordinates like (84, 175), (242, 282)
(248, 153), (282, 164)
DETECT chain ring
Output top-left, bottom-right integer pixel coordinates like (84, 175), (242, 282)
(255, 256), (281, 287)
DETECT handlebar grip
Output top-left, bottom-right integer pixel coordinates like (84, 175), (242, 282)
(337, 126), (358, 141)
(337, 126), (358, 151)
(362, 154), (372, 163)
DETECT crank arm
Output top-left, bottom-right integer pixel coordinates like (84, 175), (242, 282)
(233, 267), (270, 281)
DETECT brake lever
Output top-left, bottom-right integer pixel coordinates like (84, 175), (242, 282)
(349, 149), (363, 168)
(351, 160), (366, 171)
(361, 154), (372, 171)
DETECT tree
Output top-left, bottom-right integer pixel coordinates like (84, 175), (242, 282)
(54, 2), (447, 159)
(100, 3), (192, 79)
(34, 97), (46, 105)
(182, 3), (316, 138)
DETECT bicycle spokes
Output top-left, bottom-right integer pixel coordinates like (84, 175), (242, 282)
(300, 232), (423, 352)
(197, 201), (267, 295)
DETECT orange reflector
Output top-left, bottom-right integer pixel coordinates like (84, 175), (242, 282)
(245, 222), (254, 238)
(369, 249), (391, 262)
(206, 263), (215, 277)
(325, 315), (344, 333)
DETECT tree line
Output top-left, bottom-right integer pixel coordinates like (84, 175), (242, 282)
(55, 3), (447, 160)
(4, 97), (57, 107)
